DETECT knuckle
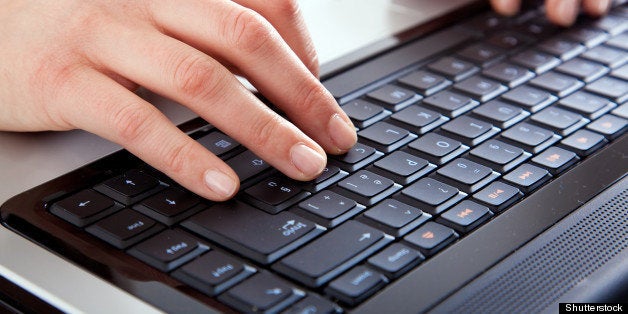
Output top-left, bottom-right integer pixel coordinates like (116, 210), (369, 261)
(171, 53), (222, 102)
(228, 8), (274, 55)
(249, 114), (285, 149)
(295, 80), (329, 114)
(162, 140), (196, 174)
(110, 102), (154, 144)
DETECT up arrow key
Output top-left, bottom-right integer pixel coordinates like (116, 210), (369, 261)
(78, 201), (91, 207)
(359, 233), (371, 242)
(125, 180), (136, 186)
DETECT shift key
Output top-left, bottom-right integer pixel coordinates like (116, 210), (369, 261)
(273, 221), (393, 288)
(181, 202), (324, 265)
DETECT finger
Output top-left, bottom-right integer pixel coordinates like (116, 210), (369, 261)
(53, 67), (239, 201)
(86, 22), (328, 181)
(490, 0), (521, 16)
(582, 0), (611, 17)
(147, 0), (357, 154)
(233, 0), (319, 77)
(545, 0), (581, 26)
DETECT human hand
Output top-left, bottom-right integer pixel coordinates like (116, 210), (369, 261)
(490, 0), (612, 26)
(0, 0), (357, 201)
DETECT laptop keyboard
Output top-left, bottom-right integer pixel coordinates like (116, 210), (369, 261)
(31, 4), (628, 313)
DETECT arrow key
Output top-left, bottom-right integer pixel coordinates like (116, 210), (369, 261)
(219, 272), (305, 313)
(404, 222), (458, 256)
(95, 170), (163, 205)
(51, 189), (122, 227)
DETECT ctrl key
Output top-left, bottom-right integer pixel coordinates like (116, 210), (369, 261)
(86, 209), (164, 249)
(219, 272), (305, 313)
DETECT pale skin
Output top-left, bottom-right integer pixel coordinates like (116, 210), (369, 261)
(0, 0), (611, 201)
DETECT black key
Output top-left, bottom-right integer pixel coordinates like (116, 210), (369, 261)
(538, 37), (585, 60)
(133, 187), (203, 225)
(501, 122), (560, 153)
(173, 250), (256, 297)
(397, 178), (465, 215)
(331, 143), (382, 172)
(422, 90), (479, 118)
(487, 31), (532, 50)
(367, 84), (420, 111)
(367, 243), (424, 279)
(511, 49), (561, 74)
(219, 272), (305, 313)
(437, 200), (493, 234)
(503, 163), (551, 193)
(244, 177), (310, 214)
(197, 131), (241, 158)
(436, 158), (497, 193)
(483, 63), (535, 88)
(514, 17), (558, 39)
(613, 103), (628, 119)
(472, 181), (522, 212)
(440, 116), (500, 146)
(457, 43), (504, 67)
(582, 45), (628, 68)
(531, 146), (579, 174)
(360, 199), (431, 237)
(325, 266), (388, 306)
(407, 133), (467, 165)
(86, 209), (164, 249)
(453, 76), (508, 102)
(466, 12), (510, 32)
(226, 150), (271, 183)
(282, 295), (342, 314)
(556, 58), (609, 82)
(530, 107), (589, 136)
(560, 129), (608, 156)
(341, 99), (390, 128)
(389, 105), (448, 134)
(587, 114), (627, 139)
(296, 190), (362, 228)
(472, 99), (529, 129)
(300, 165), (348, 193)
(559, 91), (616, 119)
(427, 57), (479, 81)
(273, 221), (393, 288)
(529, 72), (584, 97)
(612, 64), (628, 80)
(566, 27), (609, 47)
(358, 121), (416, 152)
(334, 170), (401, 206)
(585, 76), (628, 103)
(606, 32), (628, 50)
(371, 151), (432, 185)
(501, 85), (557, 113)
(398, 71), (451, 96)
(403, 222), (458, 256)
(469, 139), (529, 172)
(51, 189), (120, 227)
(128, 229), (209, 272)
(590, 14), (628, 35)
(95, 170), (163, 205)
(182, 202), (324, 264)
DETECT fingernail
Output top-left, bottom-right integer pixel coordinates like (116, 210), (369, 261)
(204, 169), (237, 198)
(596, 0), (611, 15)
(290, 143), (326, 178)
(328, 113), (357, 153)
(557, 0), (578, 26)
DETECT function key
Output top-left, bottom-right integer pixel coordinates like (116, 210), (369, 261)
(51, 189), (121, 227)
(95, 170), (163, 205)
(501, 85), (557, 113)
(472, 181), (522, 212)
(370, 150), (433, 185)
(530, 107), (589, 136)
(397, 178), (465, 215)
(334, 170), (401, 206)
(325, 266), (388, 307)
(440, 115), (500, 146)
(398, 71), (452, 96)
(341, 99), (390, 129)
(133, 187), (203, 225)
(128, 229), (209, 272)
(389, 105), (448, 135)
(86, 208), (164, 249)
(358, 122), (417, 153)
(197, 131), (241, 159)
(586, 114), (627, 139)
(407, 133), (468, 165)
(560, 129), (608, 156)
(531, 146), (579, 175)
(422, 90), (480, 118)
(367, 243), (424, 279)
(427, 57), (479, 82)
(367, 84), (421, 111)
(437, 200), (493, 234)
(331, 143), (383, 172)
(529, 72), (584, 97)
(501, 122), (560, 153)
(403, 221), (458, 256)
(510, 49), (561, 74)
(360, 199), (431, 237)
(472, 99), (529, 129)
(219, 272), (305, 314)
(503, 163), (551, 193)
(244, 177), (310, 214)
(296, 190), (362, 228)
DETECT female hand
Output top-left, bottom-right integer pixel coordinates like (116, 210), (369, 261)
(490, 0), (611, 26)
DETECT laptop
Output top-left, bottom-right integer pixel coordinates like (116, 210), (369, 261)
(1, 0), (627, 313)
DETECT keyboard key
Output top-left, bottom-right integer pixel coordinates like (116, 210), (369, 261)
(325, 266), (388, 306)
(428, 57), (479, 81)
(511, 49), (561, 74)
(437, 200), (493, 233)
(296, 190), (362, 228)
(530, 107), (589, 136)
(590, 14), (628, 35)
(440, 115), (500, 146)
(244, 177), (310, 214)
(472, 99), (529, 129)
(469, 139), (529, 173)
(282, 294), (342, 314)
(565, 27), (609, 47)
(51, 189), (120, 227)
(559, 91), (616, 119)
(397, 178), (465, 215)
(128, 229), (209, 272)
(585, 76), (628, 103)
(95, 170), (163, 205)
(560, 129), (608, 156)
(613, 64), (628, 81)
(514, 17), (558, 39)
(538, 37), (585, 60)
(331, 143), (383, 172)
(358, 121), (416, 153)
(606, 32), (628, 50)
(407, 133), (468, 165)
(555, 58), (609, 82)
(273, 221), (393, 288)
(483, 63), (535, 88)
(133, 187), (204, 226)
(371, 151), (433, 185)
(436, 158), (497, 193)
(197, 131), (242, 159)
(582, 45), (628, 68)
(299, 165), (348, 193)
(219, 272), (305, 313)
(503, 163), (551, 193)
(613, 103), (628, 119)
(457, 43), (504, 67)
(367, 84), (420, 111)
(587, 114), (627, 139)
(398, 71), (452, 96)
(529, 72), (584, 97)
(487, 31), (533, 50)
(501, 122), (560, 153)
(403, 222), (458, 256)
(367, 243), (424, 279)
(389, 105), (448, 134)
(360, 199), (431, 237)
(453, 76), (508, 102)
(531, 146), (579, 174)
(182, 202), (324, 264)
(501, 85), (557, 113)
(422, 90), (479, 118)
(473, 181), (522, 212)
(335, 170), (401, 206)
(86, 208), (164, 249)
(172, 250), (256, 296)
(226, 150), (272, 184)
(341, 99), (390, 128)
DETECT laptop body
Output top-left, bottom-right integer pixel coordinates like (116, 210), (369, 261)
(0, 0), (626, 313)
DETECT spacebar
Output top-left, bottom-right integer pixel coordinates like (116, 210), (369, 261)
(322, 27), (475, 103)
